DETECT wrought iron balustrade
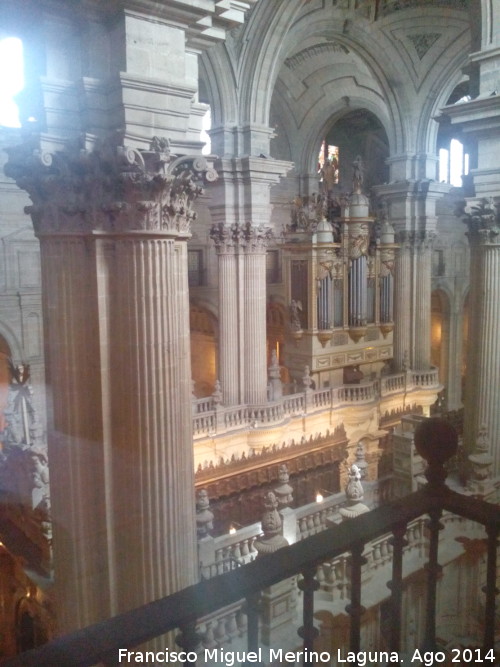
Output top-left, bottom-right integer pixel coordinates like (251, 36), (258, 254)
(3, 419), (499, 667)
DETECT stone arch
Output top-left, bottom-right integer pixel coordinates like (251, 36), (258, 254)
(190, 303), (218, 398)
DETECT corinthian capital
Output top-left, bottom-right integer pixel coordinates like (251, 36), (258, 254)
(5, 137), (217, 237)
(456, 197), (500, 245)
(210, 221), (273, 252)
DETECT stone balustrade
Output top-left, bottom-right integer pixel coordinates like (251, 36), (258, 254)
(412, 367), (440, 388)
(193, 370), (441, 437)
(380, 372), (406, 394)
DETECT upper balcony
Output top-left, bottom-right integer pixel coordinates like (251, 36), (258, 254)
(192, 368), (441, 439)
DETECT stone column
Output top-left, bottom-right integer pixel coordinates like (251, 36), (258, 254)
(460, 201), (500, 473)
(242, 225), (273, 405)
(209, 157), (290, 407)
(6, 140), (217, 632)
(413, 232), (434, 370)
(210, 225), (240, 405)
(393, 232), (412, 372)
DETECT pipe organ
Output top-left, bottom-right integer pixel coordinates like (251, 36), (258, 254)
(283, 184), (397, 388)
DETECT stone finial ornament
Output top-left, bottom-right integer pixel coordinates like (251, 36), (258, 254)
(339, 463), (369, 520)
(254, 491), (289, 555)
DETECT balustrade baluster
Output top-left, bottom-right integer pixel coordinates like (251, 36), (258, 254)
(226, 611), (238, 640)
(202, 621), (216, 649)
(346, 543), (366, 654)
(298, 565), (320, 659)
(483, 525), (499, 650)
(387, 522), (408, 652)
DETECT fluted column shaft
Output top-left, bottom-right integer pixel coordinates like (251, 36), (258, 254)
(393, 234), (412, 371)
(217, 248), (240, 405)
(243, 248), (268, 404)
(413, 234), (433, 369)
(7, 144), (214, 635)
(211, 222), (272, 406)
(109, 238), (197, 609)
(464, 235), (500, 473)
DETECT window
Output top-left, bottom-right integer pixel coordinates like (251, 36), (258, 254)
(439, 138), (469, 187)
(0, 37), (24, 128)
(200, 108), (211, 156)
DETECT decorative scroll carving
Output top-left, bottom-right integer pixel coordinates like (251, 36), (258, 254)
(380, 248), (395, 276)
(5, 137), (217, 237)
(348, 222), (370, 259)
(210, 222), (273, 252)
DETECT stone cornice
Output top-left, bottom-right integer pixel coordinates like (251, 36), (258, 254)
(5, 137), (217, 238)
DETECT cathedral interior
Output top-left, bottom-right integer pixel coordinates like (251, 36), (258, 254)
(0, 0), (499, 663)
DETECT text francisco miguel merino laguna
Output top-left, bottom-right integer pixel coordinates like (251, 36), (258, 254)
(118, 648), (406, 665)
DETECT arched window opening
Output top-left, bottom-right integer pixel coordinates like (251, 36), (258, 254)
(439, 138), (469, 187)
(320, 109), (389, 192)
(200, 107), (211, 156)
(438, 80), (471, 187)
(0, 36), (24, 128)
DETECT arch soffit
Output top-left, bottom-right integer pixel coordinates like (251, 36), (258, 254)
(295, 98), (393, 176)
(413, 36), (471, 153)
(242, 4), (472, 155)
(200, 48), (238, 127)
(271, 21), (404, 136)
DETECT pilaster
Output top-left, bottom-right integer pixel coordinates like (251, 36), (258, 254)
(209, 156), (291, 406)
(374, 181), (449, 372)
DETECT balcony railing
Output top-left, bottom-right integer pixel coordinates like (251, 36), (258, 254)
(193, 369), (441, 436)
(3, 418), (499, 667)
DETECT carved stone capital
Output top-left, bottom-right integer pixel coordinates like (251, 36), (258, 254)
(417, 230), (436, 252)
(5, 137), (217, 238)
(457, 198), (500, 246)
(210, 221), (273, 253)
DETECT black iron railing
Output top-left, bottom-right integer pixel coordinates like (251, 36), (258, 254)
(3, 418), (499, 667)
